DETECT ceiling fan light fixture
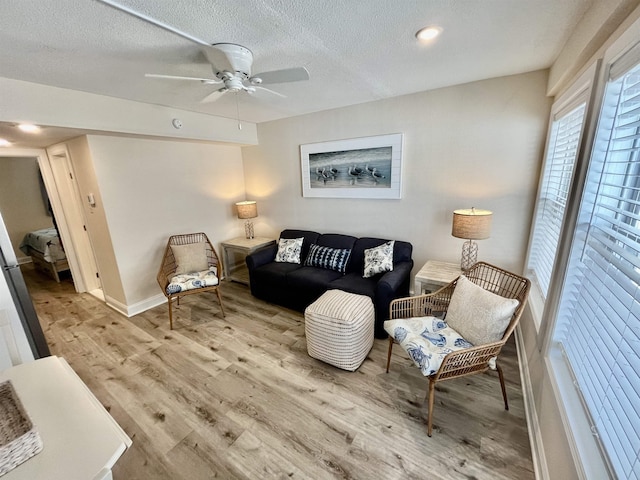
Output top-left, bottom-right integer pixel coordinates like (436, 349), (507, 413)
(415, 26), (442, 43)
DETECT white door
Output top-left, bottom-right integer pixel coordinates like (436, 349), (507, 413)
(45, 146), (101, 293)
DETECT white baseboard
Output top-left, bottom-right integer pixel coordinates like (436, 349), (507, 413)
(125, 294), (166, 317)
(515, 326), (549, 480)
(104, 293), (165, 318)
(104, 295), (128, 317)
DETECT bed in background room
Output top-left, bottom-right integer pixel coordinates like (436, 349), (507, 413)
(19, 227), (69, 282)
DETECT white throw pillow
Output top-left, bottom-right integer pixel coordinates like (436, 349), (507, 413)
(445, 275), (519, 345)
(363, 241), (394, 278)
(171, 242), (209, 275)
(274, 237), (304, 264)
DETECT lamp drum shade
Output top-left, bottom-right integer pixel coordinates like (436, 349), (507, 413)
(452, 208), (492, 240)
(236, 201), (257, 219)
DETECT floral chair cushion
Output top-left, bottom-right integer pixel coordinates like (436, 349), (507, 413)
(383, 316), (473, 376)
(166, 267), (219, 295)
(363, 240), (395, 278)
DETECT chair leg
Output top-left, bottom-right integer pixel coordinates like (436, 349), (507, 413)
(427, 378), (436, 437)
(497, 363), (509, 410)
(385, 337), (394, 373)
(168, 298), (174, 330)
(216, 289), (226, 318)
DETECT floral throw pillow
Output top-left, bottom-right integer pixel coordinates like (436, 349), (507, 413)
(274, 237), (304, 264)
(363, 240), (395, 278)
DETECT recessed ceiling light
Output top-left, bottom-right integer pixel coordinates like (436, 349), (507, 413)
(17, 123), (41, 133)
(0, 139), (12, 147)
(416, 26), (442, 43)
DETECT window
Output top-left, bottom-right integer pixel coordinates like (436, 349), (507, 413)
(553, 55), (640, 479)
(526, 100), (587, 299)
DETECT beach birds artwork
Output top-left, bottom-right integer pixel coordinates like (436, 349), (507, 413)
(309, 146), (392, 188)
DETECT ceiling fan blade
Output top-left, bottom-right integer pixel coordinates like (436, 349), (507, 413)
(201, 88), (228, 103)
(250, 67), (309, 85)
(253, 86), (286, 98)
(145, 73), (222, 84)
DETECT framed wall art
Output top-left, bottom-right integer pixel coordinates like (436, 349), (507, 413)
(300, 133), (403, 199)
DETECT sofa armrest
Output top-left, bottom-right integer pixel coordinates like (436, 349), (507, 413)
(372, 261), (413, 338)
(246, 244), (278, 271)
(377, 261), (413, 296)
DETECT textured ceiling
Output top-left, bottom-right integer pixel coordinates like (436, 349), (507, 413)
(1, 0), (594, 128)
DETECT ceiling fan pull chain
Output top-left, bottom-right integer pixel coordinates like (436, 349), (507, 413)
(235, 94), (242, 131)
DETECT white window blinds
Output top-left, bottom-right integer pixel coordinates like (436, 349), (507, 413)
(527, 101), (587, 298)
(554, 58), (640, 479)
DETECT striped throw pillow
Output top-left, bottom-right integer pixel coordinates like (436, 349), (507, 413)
(304, 244), (351, 273)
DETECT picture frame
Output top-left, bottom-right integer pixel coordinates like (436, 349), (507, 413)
(300, 133), (403, 199)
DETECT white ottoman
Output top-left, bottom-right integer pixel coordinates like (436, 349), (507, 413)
(304, 290), (375, 371)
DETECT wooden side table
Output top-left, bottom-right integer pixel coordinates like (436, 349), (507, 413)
(221, 237), (275, 285)
(414, 260), (462, 295)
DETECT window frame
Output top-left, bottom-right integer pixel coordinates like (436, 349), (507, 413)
(524, 62), (600, 333)
(540, 21), (640, 478)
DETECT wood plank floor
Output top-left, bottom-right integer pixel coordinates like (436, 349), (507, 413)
(23, 264), (534, 480)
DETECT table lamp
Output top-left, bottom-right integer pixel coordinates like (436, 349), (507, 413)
(451, 208), (492, 271)
(236, 201), (258, 239)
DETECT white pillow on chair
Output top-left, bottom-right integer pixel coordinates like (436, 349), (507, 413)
(171, 242), (209, 275)
(445, 275), (519, 345)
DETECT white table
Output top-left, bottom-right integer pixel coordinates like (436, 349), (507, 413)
(220, 237), (276, 284)
(0, 356), (131, 480)
(414, 260), (462, 295)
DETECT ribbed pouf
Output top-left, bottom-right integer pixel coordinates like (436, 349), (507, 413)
(304, 289), (375, 371)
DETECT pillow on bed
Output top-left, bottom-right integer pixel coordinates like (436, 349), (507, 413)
(171, 242), (209, 275)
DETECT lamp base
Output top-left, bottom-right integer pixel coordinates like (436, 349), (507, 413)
(460, 239), (478, 272)
(244, 219), (254, 239)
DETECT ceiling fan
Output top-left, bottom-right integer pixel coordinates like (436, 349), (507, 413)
(146, 43), (310, 103)
(95, 0), (309, 102)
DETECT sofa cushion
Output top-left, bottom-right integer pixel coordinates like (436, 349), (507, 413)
(287, 266), (343, 292)
(252, 261), (301, 286)
(275, 237), (304, 264)
(304, 244), (351, 273)
(329, 273), (377, 298)
(316, 233), (358, 250)
(363, 241), (395, 278)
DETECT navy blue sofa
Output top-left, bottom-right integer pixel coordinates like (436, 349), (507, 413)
(246, 229), (413, 338)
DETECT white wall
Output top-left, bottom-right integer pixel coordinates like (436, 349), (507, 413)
(242, 70), (552, 276)
(82, 135), (246, 314)
(0, 157), (53, 261)
(0, 77), (258, 146)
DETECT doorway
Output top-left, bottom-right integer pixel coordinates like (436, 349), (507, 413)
(0, 147), (103, 300)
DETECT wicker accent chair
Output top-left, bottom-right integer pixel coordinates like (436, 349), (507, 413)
(385, 262), (530, 436)
(157, 233), (225, 330)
